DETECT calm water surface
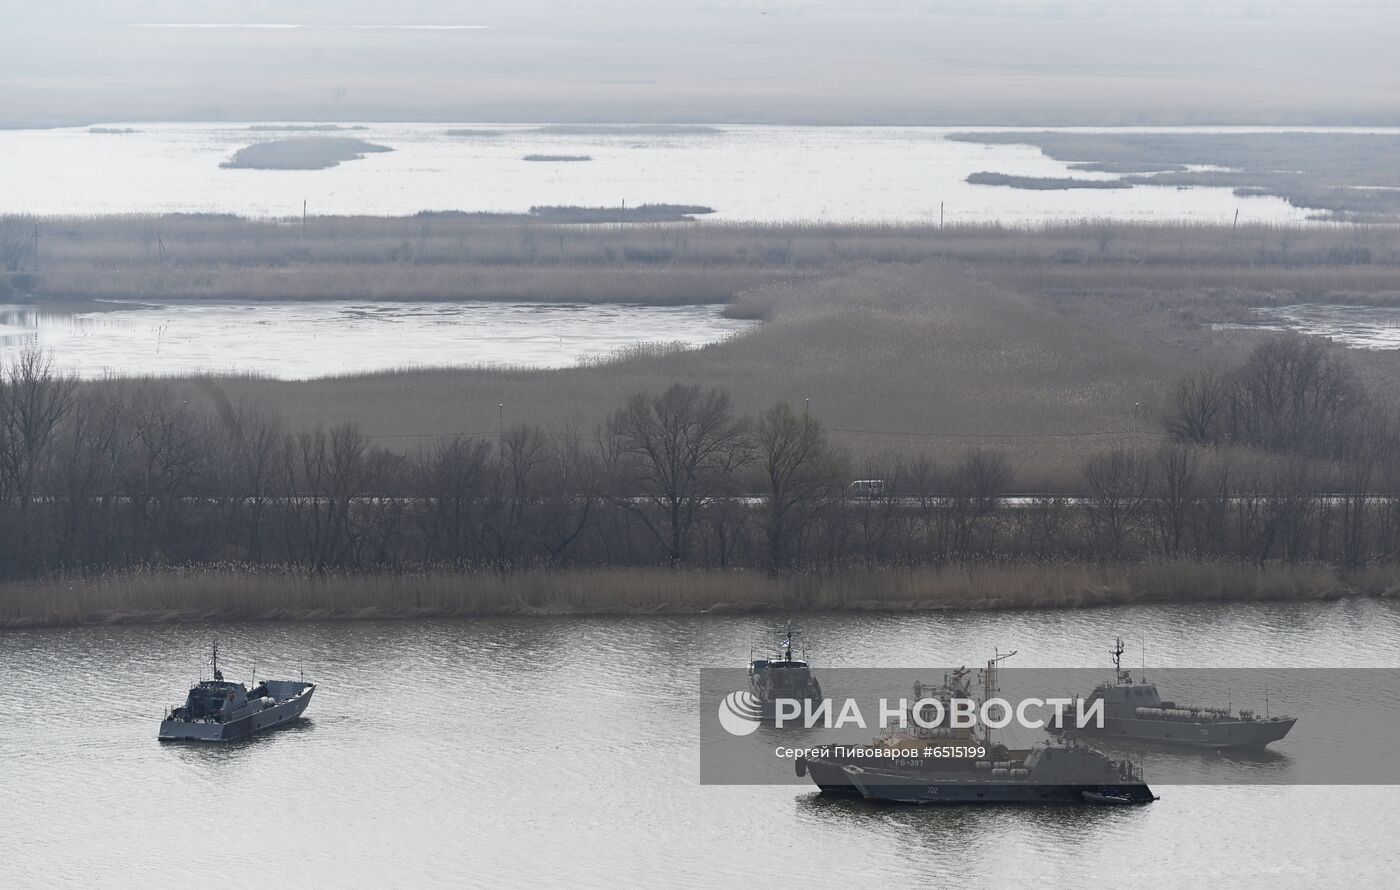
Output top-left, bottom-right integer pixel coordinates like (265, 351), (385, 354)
(1247, 305), (1400, 350)
(0, 300), (754, 378)
(0, 123), (1349, 223)
(4, 598), (1400, 888)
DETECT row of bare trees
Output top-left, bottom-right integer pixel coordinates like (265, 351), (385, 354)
(3, 335), (1400, 580)
(1163, 334), (1370, 456)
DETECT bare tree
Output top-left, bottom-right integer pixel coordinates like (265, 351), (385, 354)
(946, 448), (1013, 558)
(1162, 368), (1230, 444)
(121, 386), (208, 561)
(844, 451), (905, 566)
(1261, 456), (1318, 564)
(0, 348), (76, 567)
(539, 427), (599, 566)
(51, 388), (126, 564)
(416, 436), (492, 565)
(1148, 443), (1200, 557)
(755, 402), (846, 573)
(605, 384), (751, 567)
(1082, 449), (1150, 559)
(1336, 408), (1390, 568)
(213, 403), (287, 562)
(1229, 334), (1362, 455)
(286, 423), (369, 571)
(484, 423), (550, 566)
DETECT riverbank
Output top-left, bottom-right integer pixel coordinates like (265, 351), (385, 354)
(4, 562), (1396, 629)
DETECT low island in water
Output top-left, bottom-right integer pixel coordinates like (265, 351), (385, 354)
(221, 136), (393, 170)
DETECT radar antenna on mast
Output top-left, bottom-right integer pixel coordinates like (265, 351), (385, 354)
(1111, 637), (1128, 683)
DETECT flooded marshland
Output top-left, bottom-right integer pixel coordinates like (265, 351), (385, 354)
(0, 300), (755, 378)
(1239, 304), (1400, 350)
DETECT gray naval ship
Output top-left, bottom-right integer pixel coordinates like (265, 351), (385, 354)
(799, 662), (1019, 796)
(799, 650), (1156, 805)
(1047, 638), (1296, 750)
(159, 643), (315, 742)
(839, 740), (1156, 805)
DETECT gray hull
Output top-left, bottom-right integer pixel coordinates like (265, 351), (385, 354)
(845, 770), (1156, 805)
(159, 683), (314, 741)
(801, 756), (861, 795)
(1051, 715), (1296, 749)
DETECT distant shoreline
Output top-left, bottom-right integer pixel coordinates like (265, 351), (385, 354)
(2, 562), (1393, 629)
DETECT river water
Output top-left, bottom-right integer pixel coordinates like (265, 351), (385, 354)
(1246, 305), (1400, 350)
(4, 598), (1399, 888)
(0, 300), (754, 378)
(0, 123), (1346, 223)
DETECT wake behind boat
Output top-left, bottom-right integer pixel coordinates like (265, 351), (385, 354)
(158, 643), (315, 742)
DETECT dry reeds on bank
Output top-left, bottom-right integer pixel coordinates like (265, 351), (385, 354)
(1, 561), (1387, 629)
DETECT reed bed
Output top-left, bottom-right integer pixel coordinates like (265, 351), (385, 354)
(11, 215), (1400, 305)
(1, 561), (1387, 629)
(12, 219), (1400, 476)
(105, 253), (1394, 481)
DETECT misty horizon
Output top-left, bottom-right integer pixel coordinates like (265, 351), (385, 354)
(5, 1), (1399, 128)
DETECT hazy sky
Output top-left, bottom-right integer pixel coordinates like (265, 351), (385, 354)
(4, 1), (1397, 126)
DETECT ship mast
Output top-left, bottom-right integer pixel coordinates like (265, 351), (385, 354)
(980, 648), (1017, 746)
(211, 640), (223, 682)
(1111, 637), (1128, 683)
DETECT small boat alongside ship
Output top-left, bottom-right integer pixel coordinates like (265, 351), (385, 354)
(1047, 638), (1296, 750)
(158, 643), (315, 742)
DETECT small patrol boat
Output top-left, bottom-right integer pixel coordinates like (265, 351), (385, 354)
(158, 643), (315, 742)
(747, 621), (822, 720)
(1047, 638), (1296, 750)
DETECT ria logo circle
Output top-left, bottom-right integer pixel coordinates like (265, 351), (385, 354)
(718, 690), (764, 736)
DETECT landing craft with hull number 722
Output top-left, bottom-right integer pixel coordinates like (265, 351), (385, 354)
(797, 649), (1157, 805)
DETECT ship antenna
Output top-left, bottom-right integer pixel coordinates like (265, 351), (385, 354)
(981, 648), (1017, 746)
(1111, 637), (1125, 682)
